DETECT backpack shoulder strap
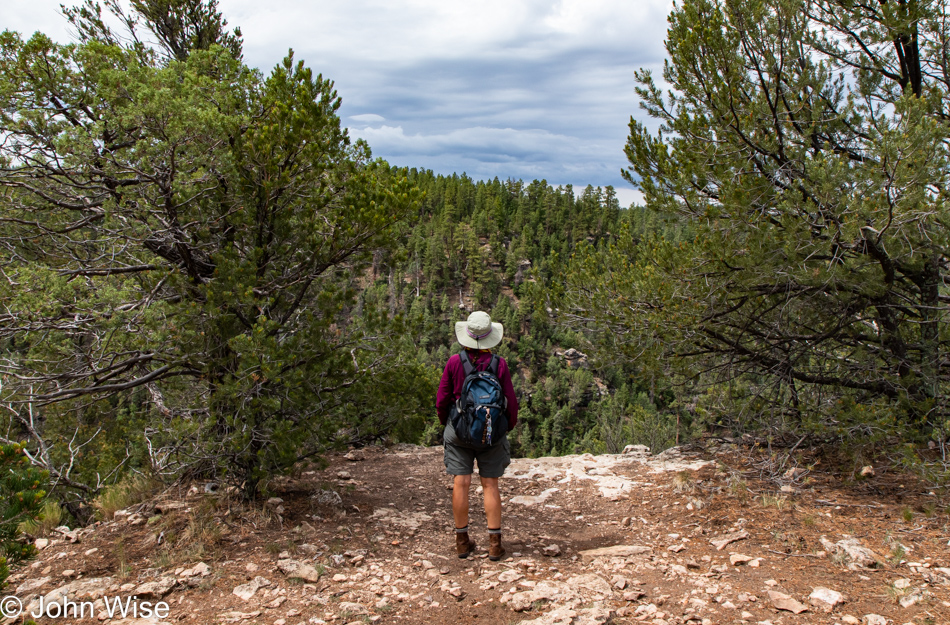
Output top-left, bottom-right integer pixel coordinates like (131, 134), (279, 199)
(459, 350), (475, 377)
(488, 354), (500, 376)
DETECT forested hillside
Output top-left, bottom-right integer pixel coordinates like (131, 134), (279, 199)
(365, 170), (692, 458)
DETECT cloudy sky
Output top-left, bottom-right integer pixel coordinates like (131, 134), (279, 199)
(5, 0), (674, 207)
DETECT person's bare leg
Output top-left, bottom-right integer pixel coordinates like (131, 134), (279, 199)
(453, 474), (472, 528)
(453, 474), (475, 557)
(481, 476), (505, 560)
(480, 477), (501, 528)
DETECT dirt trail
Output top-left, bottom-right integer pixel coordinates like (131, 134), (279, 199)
(6, 443), (950, 625)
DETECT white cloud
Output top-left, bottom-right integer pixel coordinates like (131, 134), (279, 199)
(349, 113), (386, 123)
(8, 0), (671, 199)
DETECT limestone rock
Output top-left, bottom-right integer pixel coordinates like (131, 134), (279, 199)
(573, 607), (613, 625)
(899, 591), (924, 608)
(710, 530), (749, 550)
(622, 445), (650, 456)
(508, 580), (573, 611)
(578, 544), (651, 562)
(864, 615), (886, 625)
(134, 577), (177, 599)
(768, 590), (808, 614)
(277, 559), (322, 583)
(232, 577), (270, 602)
(497, 570), (524, 583)
(16, 576), (51, 595)
(517, 606), (577, 625)
(441, 584), (465, 600)
(220, 611), (262, 623)
(542, 544), (561, 557)
(312, 489), (343, 507)
(809, 587), (844, 611)
(371, 507), (431, 530)
(53, 526), (81, 543)
(343, 450), (365, 462)
(566, 573), (613, 598)
(34, 538), (49, 551)
(819, 536), (882, 569)
(43, 577), (117, 602)
(27, 577), (118, 616)
(181, 562), (211, 577)
(670, 564), (689, 576)
(559, 348), (589, 368)
(338, 601), (368, 615)
(509, 488), (559, 506)
(730, 553), (754, 566)
(155, 501), (188, 514)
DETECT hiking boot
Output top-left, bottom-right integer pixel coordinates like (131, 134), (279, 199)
(456, 531), (476, 558)
(488, 532), (506, 561)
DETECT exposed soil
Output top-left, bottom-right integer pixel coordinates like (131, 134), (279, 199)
(6, 442), (950, 625)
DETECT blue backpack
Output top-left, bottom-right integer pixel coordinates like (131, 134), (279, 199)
(452, 351), (508, 447)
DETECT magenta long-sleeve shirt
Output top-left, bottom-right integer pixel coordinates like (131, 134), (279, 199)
(436, 350), (519, 430)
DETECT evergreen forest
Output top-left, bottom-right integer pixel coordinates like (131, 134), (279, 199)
(2, 0), (950, 578)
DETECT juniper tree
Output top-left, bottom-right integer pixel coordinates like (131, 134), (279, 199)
(561, 0), (950, 441)
(0, 1), (421, 499)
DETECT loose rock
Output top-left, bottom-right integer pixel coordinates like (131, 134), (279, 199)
(277, 559), (322, 583)
(578, 545), (651, 562)
(16, 576), (51, 594)
(135, 577), (177, 599)
(710, 530), (749, 550)
(768, 590), (808, 614)
(819, 537), (882, 569)
(809, 587), (844, 611)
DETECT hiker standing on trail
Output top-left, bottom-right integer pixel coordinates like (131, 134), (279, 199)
(436, 310), (519, 561)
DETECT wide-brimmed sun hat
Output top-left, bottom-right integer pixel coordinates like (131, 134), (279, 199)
(455, 311), (504, 350)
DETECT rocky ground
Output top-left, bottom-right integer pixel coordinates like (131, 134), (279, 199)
(5, 442), (950, 625)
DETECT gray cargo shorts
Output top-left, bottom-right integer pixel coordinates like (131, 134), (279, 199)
(443, 421), (511, 478)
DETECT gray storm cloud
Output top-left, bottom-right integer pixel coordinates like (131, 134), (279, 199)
(6, 0), (669, 206)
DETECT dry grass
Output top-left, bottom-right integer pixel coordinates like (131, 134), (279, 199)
(727, 475), (751, 501)
(18, 498), (64, 537)
(94, 474), (162, 520)
(759, 493), (790, 510)
(672, 470), (695, 493)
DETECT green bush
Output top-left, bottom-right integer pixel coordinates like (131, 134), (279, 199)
(0, 443), (48, 587)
